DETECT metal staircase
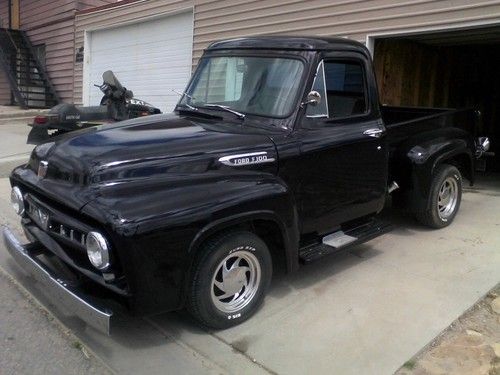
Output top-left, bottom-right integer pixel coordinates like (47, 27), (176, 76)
(0, 28), (60, 108)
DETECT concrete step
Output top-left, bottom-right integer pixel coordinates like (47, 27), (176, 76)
(0, 107), (48, 120)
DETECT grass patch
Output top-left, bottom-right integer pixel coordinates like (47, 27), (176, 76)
(72, 340), (83, 350)
(403, 360), (416, 370)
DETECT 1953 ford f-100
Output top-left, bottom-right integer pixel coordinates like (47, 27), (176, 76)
(2, 36), (492, 334)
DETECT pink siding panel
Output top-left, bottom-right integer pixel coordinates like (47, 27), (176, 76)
(77, 0), (119, 11)
(14, 0), (115, 103)
(0, 1), (10, 105)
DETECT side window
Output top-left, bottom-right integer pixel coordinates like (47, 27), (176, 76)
(307, 60), (368, 120)
(306, 61), (328, 118)
(324, 61), (367, 117)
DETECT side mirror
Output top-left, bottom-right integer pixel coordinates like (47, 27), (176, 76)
(301, 91), (321, 107)
(477, 136), (490, 152)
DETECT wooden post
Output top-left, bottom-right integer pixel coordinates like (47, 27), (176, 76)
(11, 0), (20, 29)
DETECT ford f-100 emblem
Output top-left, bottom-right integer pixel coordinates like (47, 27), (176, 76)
(219, 151), (275, 166)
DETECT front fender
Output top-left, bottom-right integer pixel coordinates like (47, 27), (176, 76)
(80, 173), (298, 314)
(188, 207), (299, 270)
(182, 176), (299, 270)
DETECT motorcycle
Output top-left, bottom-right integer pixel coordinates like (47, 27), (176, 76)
(27, 70), (162, 144)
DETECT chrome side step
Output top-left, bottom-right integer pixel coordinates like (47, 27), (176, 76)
(322, 231), (357, 248)
(299, 220), (392, 264)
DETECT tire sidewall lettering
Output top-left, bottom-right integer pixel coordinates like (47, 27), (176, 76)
(228, 245), (256, 255)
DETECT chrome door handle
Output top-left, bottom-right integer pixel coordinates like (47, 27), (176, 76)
(363, 128), (384, 138)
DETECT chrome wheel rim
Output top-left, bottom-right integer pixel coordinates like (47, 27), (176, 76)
(437, 176), (458, 220)
(210, 249), (261, 314)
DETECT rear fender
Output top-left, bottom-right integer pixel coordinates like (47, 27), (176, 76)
(407, 139), (473, 210)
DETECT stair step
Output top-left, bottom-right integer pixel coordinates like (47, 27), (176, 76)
(19, 97), (53, 102)
(0, 27), (60, 108)
(299, 219), (393, 264)
(19, 91), (54, 96)
(14, 59), (39, 64)
(14, 74), (44, 78)
(17, 78), (47, 83)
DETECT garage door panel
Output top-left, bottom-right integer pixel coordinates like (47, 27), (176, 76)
(90, 17), (193, 49)
(87, 11), (193, 112)
(92, 35), (194, 55)
(90, 51), (192, 69)
(91, 36), (193, 56)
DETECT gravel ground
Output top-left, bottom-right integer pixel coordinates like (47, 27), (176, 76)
(396, 284), (500, 375)
(0, 268), (113, 375)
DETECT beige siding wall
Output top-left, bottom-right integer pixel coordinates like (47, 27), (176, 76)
(73, 0), (500, 104)
(193, 0), (500, 63)
(73, 0), (193, 104)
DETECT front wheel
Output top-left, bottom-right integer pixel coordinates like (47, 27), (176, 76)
(415, 164), (462, 228)
(187, 231), (272, 329)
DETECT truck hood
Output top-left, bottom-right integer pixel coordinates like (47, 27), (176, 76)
(18, 113), (278, 210)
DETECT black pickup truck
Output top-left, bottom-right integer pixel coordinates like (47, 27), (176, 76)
(3, 36), (491, 334)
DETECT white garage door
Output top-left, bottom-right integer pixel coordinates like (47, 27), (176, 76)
(86, 11), (193, 112)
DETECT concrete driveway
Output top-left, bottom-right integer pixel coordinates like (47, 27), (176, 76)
(1, 176), (499, 374)
(0, 118), (499, 374)
(0, 114), (37, 177)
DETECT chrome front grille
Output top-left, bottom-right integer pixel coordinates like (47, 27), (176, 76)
(25, 195), (88, 249)
(51, 221), (87, 247)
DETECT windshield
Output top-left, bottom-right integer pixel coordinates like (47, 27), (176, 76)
(179, 56), (304, 118)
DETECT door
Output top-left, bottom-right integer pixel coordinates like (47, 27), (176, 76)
(86, 11), (193, 112)
(296, 55), (388, 235)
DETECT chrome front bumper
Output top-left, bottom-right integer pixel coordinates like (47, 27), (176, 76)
(2, 226), (112, 335)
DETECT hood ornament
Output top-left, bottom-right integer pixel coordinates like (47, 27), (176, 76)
(38, 160), (48, 178)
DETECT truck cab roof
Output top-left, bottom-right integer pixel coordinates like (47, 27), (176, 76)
(206, 35), (370, 55)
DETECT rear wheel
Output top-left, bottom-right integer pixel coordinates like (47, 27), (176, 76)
(187, 231), (272, 329)
(415, 164), (462, 228)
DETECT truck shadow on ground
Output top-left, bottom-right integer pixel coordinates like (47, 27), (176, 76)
(137, 209), (435, 338)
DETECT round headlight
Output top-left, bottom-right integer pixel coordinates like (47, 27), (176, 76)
(86, 231), (110, 270)
(11, 186), (24, 216)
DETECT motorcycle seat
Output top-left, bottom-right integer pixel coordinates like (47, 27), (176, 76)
(49, 103), (110, 124)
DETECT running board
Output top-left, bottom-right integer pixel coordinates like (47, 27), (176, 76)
(299, 220), (392, 264)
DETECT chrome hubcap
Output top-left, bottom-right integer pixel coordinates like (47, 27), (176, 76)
(438, 176), (458, 220)
(211, 250), (261, 314)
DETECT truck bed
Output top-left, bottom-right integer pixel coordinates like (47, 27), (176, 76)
(382, 106), (478, 146)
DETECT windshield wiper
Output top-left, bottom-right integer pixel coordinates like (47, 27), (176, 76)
(177, 102), (198, 111)
(172, 89), (195, 101)
(176, 103), (224, 120)
(172, 90), (198, 111)
(200, 104), (245, 119)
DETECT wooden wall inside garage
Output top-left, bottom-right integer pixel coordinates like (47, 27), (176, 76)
(373, 39), (452, 108)
(374, 39), (500, 170)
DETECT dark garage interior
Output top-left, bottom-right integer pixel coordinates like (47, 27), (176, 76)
(373, 26), (500, 173)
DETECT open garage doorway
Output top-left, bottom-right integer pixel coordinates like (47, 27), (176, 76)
(370, 25), (500, 172)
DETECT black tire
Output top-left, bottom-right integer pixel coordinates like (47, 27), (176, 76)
(187, 231), (272, 329)
(415, 164), (462, 228)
